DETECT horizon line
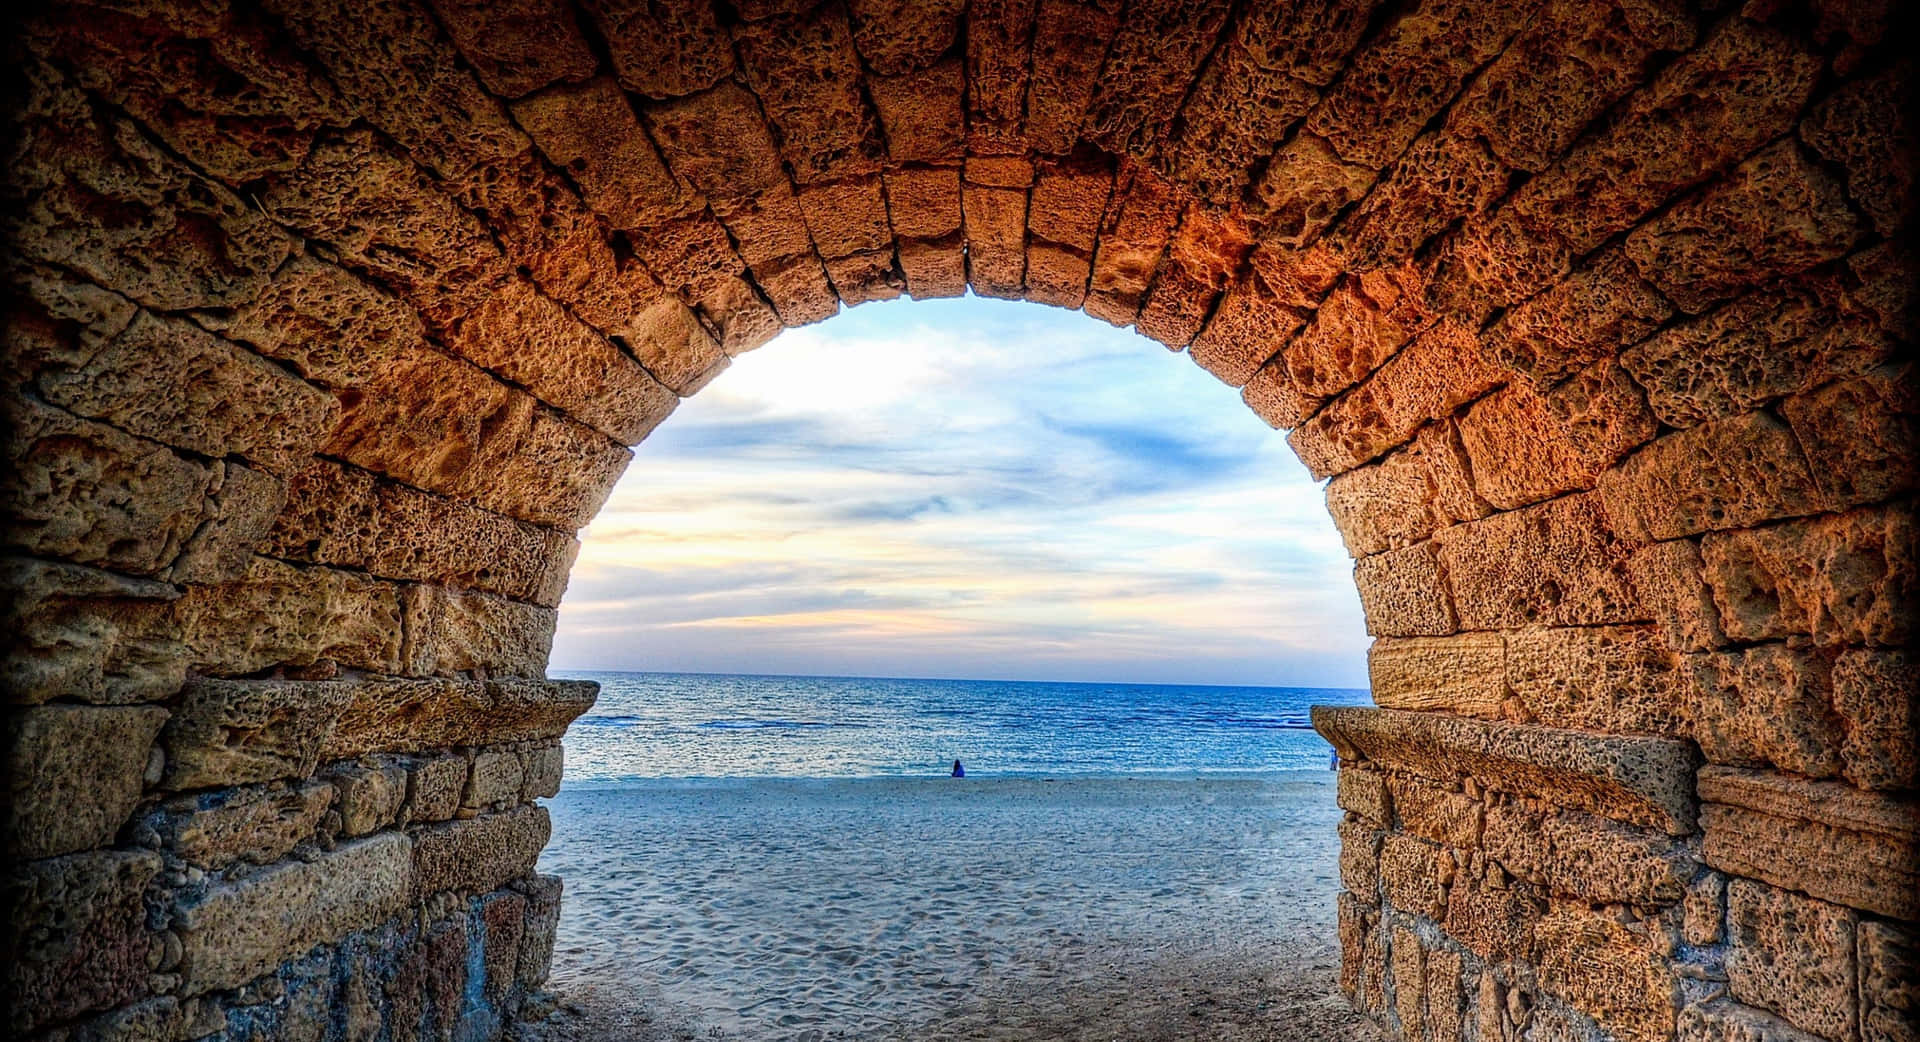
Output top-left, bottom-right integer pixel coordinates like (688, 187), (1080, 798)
(546, 665), (1372, 693)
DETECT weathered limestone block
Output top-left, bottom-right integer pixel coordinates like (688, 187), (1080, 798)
(884, 165), (963, 240)
(797, 176), (892, 260)
(964, 156), (1035, 189)
(1700, 505), (1915, 647)
(1699, 767), (1918, 920)
(168, 462), (291, 588)
(408, 754), (470, 825)
(1626, 539), (1728, 653)
(1726, 879), (1858, 1042)
(1305, 0), (1536, 169)
(1332, 132), (1506, 271)
(1506, 626), (1687, 736)
(1353, 543), (1456, 637)
(4, 66), (293, 310)
(1021, 0), (1117, 154)
(1678, 999), (1833, 1042)
(1189, 272), (1307, 387)
(4, 396), (219, 577)
(321, 677), (598, 760)
(844, 0), (961, 74)
(0, 556), (184, 706)
(898, 234), (968, 299)
(1686, 643), (1844, 779)
(1028, 154), (1112, 251)
(963, 184), (1029, 299)
(1426, 945), (1466, 1042)
(867, 58), (965, 163)
(1338, 816), (1383, 896)
(1134, 262), (1219, 349)
(960, 0), (1037, 153)
(733, 4), (885, 183)
(1240, 357), (1327, 430)
(519, 742), (565, 802)
(1784, 364), (1918, 512)
(1390, 924), (1425, 1039)
(1379, 831), (1448, 919)
(38, 312), (339, 478)
(1253, 132), (1378, 248)
(1284, 265), (1432, 400)
(1289, 320), (1503, 479)
(1166, 36), (1318, 204)
(1623, 285), (1890, 431)
(1338, 892), (1384, 1012)
(450, 408), (633, 531)
(1684, 871), (1727, 946)
(266, 459), (579, 608)
(326, 760), (408, 837)
(159, 677), (357, 789)
(145, 780), (334, 869)
(1414, 421), (1493, 525)
(1859, 919), (1918, 1042)
(1433, 493), (1643, 631)
(1480, 250), (1673, 389)
(581, 0), (731, 98)
(465, 748), (527, 813)
(1600, 412), (1828, 543)
(1087, 162), (1182, 320)
(426, 0), (596, 97)
(1076, 0), (1226, 153)
(1325, 448), (1445, 557)
(1801, 63), (1914, 238)
(400, 583), (556, 679)
(1457, 382), (1605, 510)
(1832, 649), (1918, 792)
(1368, 634), (1506, 718)
(175, 832), (412, 996)
(179, 556), (405, 676)
(1338, 766), (1392, 826)
(1022, 242), (1091, 309)
(823, 250), (906, 305)
(1483, 801), (1697, 905)
(1444, 871), (1548, 965)
(1444, 0), (1692, 173)
(515, 80), (693, 232)
(1313, 706), (1698, 834)
(1387, 774), (1482, 849)
(411, 804), (550, 899)
(1543, 359), (1662, 478)
(1531, 902), (1681, 1042)
(516, 873), (564, 991)
(3, 848), (162, 1034)
(1624, 140), (1867, 313)
(4, 704), (168, 858)
(753, 253), (841, 328)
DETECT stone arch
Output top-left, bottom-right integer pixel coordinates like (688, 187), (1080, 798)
(3, 1), (1913, 1041)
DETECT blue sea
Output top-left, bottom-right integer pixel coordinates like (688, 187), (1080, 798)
(552, 671), (1372, 784)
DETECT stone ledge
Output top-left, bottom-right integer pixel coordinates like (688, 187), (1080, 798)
(1698, 766), (1918, 920)
(1313, 706), (1698, 834)
(322, 677), (597, 759)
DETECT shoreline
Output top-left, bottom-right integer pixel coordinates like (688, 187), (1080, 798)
(531, 772), (1378, 1041)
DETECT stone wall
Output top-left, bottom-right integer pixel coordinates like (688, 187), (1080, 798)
(2, 1), (1912, 1041)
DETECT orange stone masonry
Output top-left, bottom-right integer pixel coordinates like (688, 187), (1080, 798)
(1, 1), (1913, 1041)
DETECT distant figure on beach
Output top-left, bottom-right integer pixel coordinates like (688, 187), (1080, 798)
(1329, 750), (1339, 770)
(951, 759), (965, 777)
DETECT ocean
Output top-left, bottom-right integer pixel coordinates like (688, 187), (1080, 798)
(551, 670), (1372, 783)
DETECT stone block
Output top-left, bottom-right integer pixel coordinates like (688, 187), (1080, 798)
(178, 557), (406, 676)
(1338, 816), (1383, 897)
(1338, 766), (1392, 826)
(1389, 775), (1483, 849)
(1368, 634), (1506, 718)
(884, 165), (963, 239)
(1313, 706), (1698, 834)
(1445, 873), (1547, 965)
(327, 760), (408, 837)
(1391, 924), (1426, 1039)
(160, 677), (355, 790)
(1240, 358), (1326, 430)
(1859, 920), (1917, 1042)
(4, 704), (169, 859)
(1483, 802), (1697, 905)
(399, 584), (556, 679)
(845, 0), (960, 75)
(1020, 240), (1089, 309)
(1078, 0), (1230, 155)
(1678, 999), (1833, 1042)
(1332, 131), (1505, 270)
(478, 887), (528, 1005)
(322, 678), (598, 760)
(1354, 542), (1456, 637)
(1801, 63), (1914, 238)
(450, 408), (633, 530)
(1433, 493), (1643, 631)
(1600, 412), (1829, 543)
(4, 396), (218, 578)
(1625, 284), (1890, 430)
(513, 78), (692, 231)
(1684, 871), (1727, 946)
(1482, 250), (1673, 390)
(426, 0), (597, 97)
(1325, 448), (1445, 557)
(960, 0), (1036, 153)
(1379, 831), (1448, 919)
(1427, 944), (1466, 1042)
(1457, 382), (1606, 510)
(408, 754), (469, 825)
(1414, 421), (1493, 524)
(147, 780), (333, 869)
(1624, 140), (1866, 313)
(963, 184), (1028, 298)
(411, 804), (550, 899)
(732, 4), (884, 183)
(867, 58), (964, 163)
(1832, 648), (1918, 792)
(1023, 0), (1118, 153)
(1253, 132), (1379, 248)
(1783, 363), (1917, 512)
(175, 832), (412, 996)
(823, 250), (906, 305)
(1686, 644), (1844, 779)
(1700, 505), (1915, 648)
(714, 185), (815, 270)
(1288, 320), (1504, 479)
(0, 556), (184, 706)
(1699, 767), (1918, 920)
(1545, 363), (1664, 478)
(1505, 625), (1687, 736)
(898, 234), (968, 299)
(797, 176), (893, 260)
(520, 743), (564, 802)
(1626, 539), (1728, 653)
(1165, 36), (1316, 204)
(1284, 264), (1432, 400)
(1188, 272), (1307, 387)
(1134, 263), (1217, 349)
(465, 748), (526, 813)
(1027, 155), (1111, 251)
(1087, 162), (1182, 315)
(1726, 879), (1858, 1042)
(516, 873), (564, 992)
(964, 156), (1034, 189)
(583, 0), (732, 99)
(1531, 902), (1681, 1042)
(3, 848), (162, 1034)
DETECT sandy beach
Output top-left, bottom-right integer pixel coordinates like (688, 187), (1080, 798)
(523, 772), (1381, 1041)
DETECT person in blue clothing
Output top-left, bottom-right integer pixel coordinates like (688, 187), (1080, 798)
(951, 759), (965, 777)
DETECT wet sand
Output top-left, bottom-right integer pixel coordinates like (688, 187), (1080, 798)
(522, 773), (1381, 1041)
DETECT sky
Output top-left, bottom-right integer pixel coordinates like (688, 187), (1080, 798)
(549, 295), (1369, 688)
